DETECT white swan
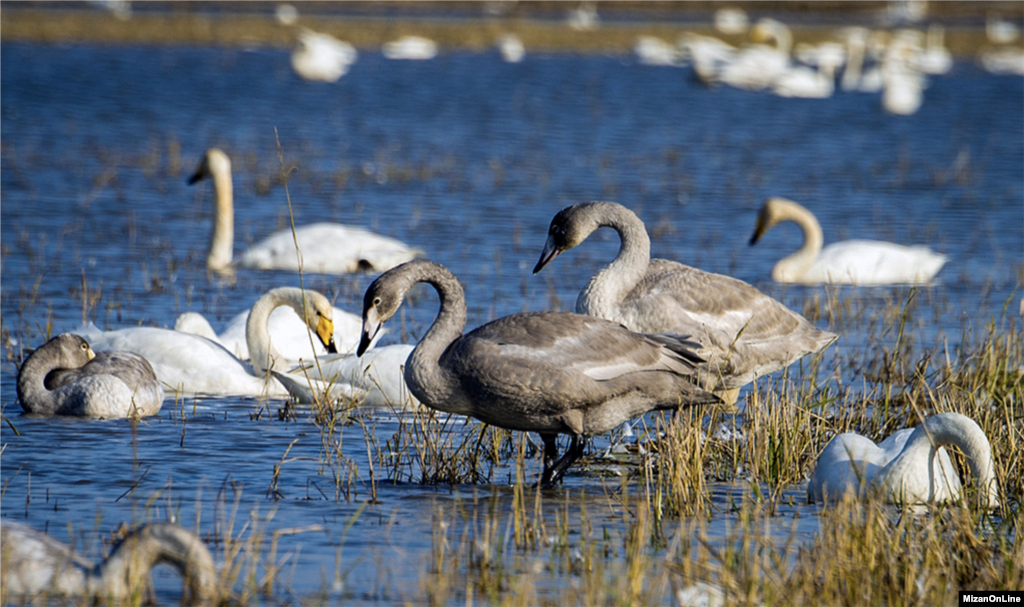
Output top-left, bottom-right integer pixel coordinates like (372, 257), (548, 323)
(807, 413), (999, 508)
(189, 148), (422, 275)
(534, 202), (837, 406)
(881, 35), (927, 116)
(714, 7), (749, 36)
(634, 36), (682, 66)
(381, 36), (438, 60)
(274, 344), (417, 407)
(750, 197), (948, 285)
(0, 521), (219, 602)
(291, 28), (357, 82)
(715, 18), (794, 91)
(16, 333), (164, 418)
(174, 298), (381, 360)
(912, 25), (953, 75)
(78, 287), (338, 398)
(497, 34), (525, 63)
(677, 33), (737, 84)
(840, 27), (884, 93)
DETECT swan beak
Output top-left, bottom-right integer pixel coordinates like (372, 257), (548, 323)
(316, 317), (338, 354)
(749, 219), (768, 246)
(533, 235), (561, 274)
(86, 346), (96, 360)
(358, 308), (382, 357)
(187, 166), (204, 185)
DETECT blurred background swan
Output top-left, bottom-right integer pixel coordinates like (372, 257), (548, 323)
(497, 34), (524, 63)
(1, 521), (219, 603)
(750, 197), (948, 285)
(79, 287), (337, 398)
(291, 27), (357, 82)
(807, 413), (999, 508)
(189, 148), (423, 275)
(274, 344), (417, 407)
(16, 333), (164, 417)
(382, 35), (437, 60)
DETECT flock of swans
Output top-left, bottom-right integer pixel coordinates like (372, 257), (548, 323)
(4, 136), (997, 596)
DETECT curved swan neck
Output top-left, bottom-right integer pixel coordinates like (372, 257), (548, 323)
(767, 198), (824, 283)
(576, 202), (651, 319)
(888, 413), (999, 507)
(401, 262), (468, 410)
(247, 288), (303, 377)
(93, 524), (218, 602)
(207, 154), (234, 272)
(17, 345), (58, 412)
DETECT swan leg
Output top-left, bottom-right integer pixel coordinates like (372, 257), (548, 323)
(538, 435), (585, 489)
(540, 432), (560, 471)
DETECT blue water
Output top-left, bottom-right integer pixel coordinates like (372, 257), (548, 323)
(1, 42), (1021, 603)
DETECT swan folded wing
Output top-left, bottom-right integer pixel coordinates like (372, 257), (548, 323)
(1, 523), (93, 596)
(239, 223), (420, 274)
(813, 240), (946, 285)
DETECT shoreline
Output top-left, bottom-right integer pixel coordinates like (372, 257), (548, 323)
(2, 6), (1017, 55)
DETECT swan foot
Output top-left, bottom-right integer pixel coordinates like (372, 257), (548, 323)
(537, 435), (586, 489)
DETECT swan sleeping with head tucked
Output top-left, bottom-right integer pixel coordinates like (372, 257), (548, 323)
(750, 197), (948, 285)
(189, 148), (422, 275)
(79, 287), (338, 398)
(358, 260), (719, 487)
(17, 333), (164, 418)
(808, 413), (999, 508)
(0, 521), (219, 603)
(533, 202), (837, 406)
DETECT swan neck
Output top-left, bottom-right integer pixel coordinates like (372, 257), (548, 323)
(773, 202), (824, 282)
(16, 347), (59, 413)
(577, 203), (651, 320)
(208, 163), (234, 272)
(843, 35), (865, 90)
(405, 264), (467, 411)
(247, 288), (298, 376)
(94, 524), (218, 601)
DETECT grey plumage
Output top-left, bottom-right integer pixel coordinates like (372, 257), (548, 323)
(17, 333), (164, 417)
(534, 201), (838, 402)
(358, 260), (719, 487)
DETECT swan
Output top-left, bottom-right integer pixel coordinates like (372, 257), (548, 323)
(807, 413), (999, 508)
(381, 36), (438, 60)
(497, 34), (525, 63)
(714, 7), (749, 36)
(533, 202), (837, 406)
(174, 298), (381, 360)
(750, 197), (948, 285)
(274, 344), (417, 407)
(16, 333), (164, 418)
(357, 260), (719, 487)
(912, 25), (953, 75)
(881, 35), (927, 116)
(189, 148), (422, 275)
(634, 36), (683, 66)
(291, 28), (357, 82)
(771, 54), (841, 98)
(840, 27), (884, 93)
(79, 287), (338, 398)
(677, 33), (737, 84)
(0, 521), (219, 603)
(715, 18), (794, 91)
(566, 1), (599, 31)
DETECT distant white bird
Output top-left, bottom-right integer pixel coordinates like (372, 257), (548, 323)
(274, 344), (417, 407)
(189, 148), (422, 275)
(0, 522), (219, 602)
(714, 7), (749, 36)
(677, 33), (737, 83)
(986, 12), (1021, 45)
(715, 18), (794, 91)
(567, 1), (599, 31)
(291, 28), (357, 82)
(808, 413), (999, 508)
(382, 36), (438, 60)
(979, 46), (1024, 75)
(634, 36), (683, 66)
(911, 26), (953, 75)
(750, 197), (948, 285)
(882, 35), (927, 115)
(841, 27), (885, 92)
(772, 45), (844, 98)
(275, 3), (299, 26)
(497, 34), (525, 63)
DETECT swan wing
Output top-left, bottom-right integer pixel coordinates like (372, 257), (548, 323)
(237, 223), (421, 274)
(809, 240), (948, 285)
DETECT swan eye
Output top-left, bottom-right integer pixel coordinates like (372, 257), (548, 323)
(373, 297), (382, 307)
(81, 343), (88, 351)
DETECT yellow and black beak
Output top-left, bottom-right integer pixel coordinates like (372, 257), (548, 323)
(316, 317), (338, 354)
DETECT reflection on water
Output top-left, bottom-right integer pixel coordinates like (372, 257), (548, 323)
(1, 42), (1021, 601)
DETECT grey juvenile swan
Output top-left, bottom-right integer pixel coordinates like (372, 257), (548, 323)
(0, 521), (219, 603)
(16, 333), (164, 417)
(357, 260), (719, 487)
(190, 148), (422, 275)
(534, 202), (837, 404)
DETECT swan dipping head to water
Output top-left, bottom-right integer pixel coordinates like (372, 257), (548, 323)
(750, 196), (948, 285)
(358, 260), (719, 487)
(16, 333), (164, 418)
(808, 413), (999, 508)
(0, 521), (219, 603)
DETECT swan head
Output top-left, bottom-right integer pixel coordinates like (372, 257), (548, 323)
(359, 271), (405, 356)
(533, 202), (607, 274)
(749, 197), (803, 245)
(300, 292), (338, 354)
(188, 148), (231, 185)
(35, 333), (96, 369)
